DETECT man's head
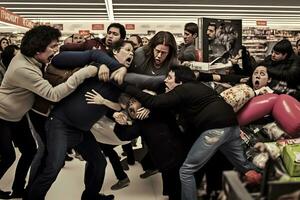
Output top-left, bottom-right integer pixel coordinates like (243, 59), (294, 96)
(127, 97), (142, 119)
(105, 23), (126, 47)
(251, 65), (271, 90)
(164, 65), (196, 92)
(128, 34), (143, 50)
(71, 33), (85, 43)
(183, 22), (198, 45)
(108, 40), (134, 68)
(207, 23), (216, 40)
(20, 25), (61, 64)
(147, 31), (177, 67)
(271, 39), (294, 61)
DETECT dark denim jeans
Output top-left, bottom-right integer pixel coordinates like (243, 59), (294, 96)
(0, 117), (36, 194)
(27, 116), (107, 200)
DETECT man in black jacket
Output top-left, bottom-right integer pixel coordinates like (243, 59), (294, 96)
(123, 65), (260, 200)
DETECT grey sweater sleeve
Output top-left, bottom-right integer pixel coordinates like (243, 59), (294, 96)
(14, 65), (96, 102)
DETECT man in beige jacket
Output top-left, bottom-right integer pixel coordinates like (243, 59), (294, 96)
(0, 25), (98, 199)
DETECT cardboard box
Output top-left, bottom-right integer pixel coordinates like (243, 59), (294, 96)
(282, 144), (300, 176)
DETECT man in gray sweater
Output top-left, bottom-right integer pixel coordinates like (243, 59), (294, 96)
(0, 25), (98, 199)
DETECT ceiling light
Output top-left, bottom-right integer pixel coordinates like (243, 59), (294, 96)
(105, 0), (114, 22)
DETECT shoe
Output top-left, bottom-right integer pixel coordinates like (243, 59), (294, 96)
(65, 154), (74, 161)
(110, 177), (130, 190)
(244, 170), (262, 185)
(75, 153), (84, 161)
(98, 194), (114, 200)
(139, 169), (159, 179)
(0, 190), (11, 199)
(82, 193), (114, 200)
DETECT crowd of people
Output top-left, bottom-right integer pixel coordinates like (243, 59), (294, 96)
(0, 21), (300, 200)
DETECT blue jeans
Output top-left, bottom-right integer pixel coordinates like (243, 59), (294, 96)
(27, 116), (107, 200)
(179, 126), (255, 200)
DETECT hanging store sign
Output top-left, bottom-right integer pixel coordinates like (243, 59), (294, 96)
(92, 24), (104, 30)
(125, 24), (135, 30)
(0, 7), (34, 29)
(256, 20), (267, 26)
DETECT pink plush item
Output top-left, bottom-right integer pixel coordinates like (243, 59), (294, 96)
(272, 94), (300, 138)
(237, 93), (279, 126)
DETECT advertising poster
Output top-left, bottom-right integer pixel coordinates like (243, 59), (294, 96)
(199, 18), (242, 62)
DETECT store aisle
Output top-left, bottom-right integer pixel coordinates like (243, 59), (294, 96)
(0, 148), (167, 200)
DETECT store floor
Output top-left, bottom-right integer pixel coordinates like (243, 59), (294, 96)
(0, 145), (167, 200)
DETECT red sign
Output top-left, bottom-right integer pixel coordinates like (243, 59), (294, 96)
(78, 30), (90, 36)
(0, 7), (34, 29)
(92, 24), (104, 30)
(256, 20), (267, 26)
(125, 24), (135, 30)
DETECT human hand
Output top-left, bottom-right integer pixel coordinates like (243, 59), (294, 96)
(85, 89), (105, 105)
(110, 67), (127, 85)
(98, 64), (110, 82)
(230, 58), (238, 65)
(142, 89), (156, 96)
(113, 112), (128, 125)
(136, 107), (150, 120)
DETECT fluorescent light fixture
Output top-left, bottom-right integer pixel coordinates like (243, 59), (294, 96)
(114, 9), (300, 13)
(7, 8), (106, 11)
(105, 0), (114, 22)
(0, 2), (105, 5)
(114, 3), (300, 9)
(24, 15), (107, 18)
(14, 12), (107, 15)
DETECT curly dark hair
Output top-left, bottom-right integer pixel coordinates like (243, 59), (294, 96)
(20, 25), (61, 57)
(107, 23), (126, 40)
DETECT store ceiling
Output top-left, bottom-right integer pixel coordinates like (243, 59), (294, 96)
(1, 0), (300, 26)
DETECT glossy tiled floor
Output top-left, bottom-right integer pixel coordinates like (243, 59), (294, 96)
(0, 144), (168, 200)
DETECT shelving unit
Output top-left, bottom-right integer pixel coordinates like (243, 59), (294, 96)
(242, 27), (300, 61)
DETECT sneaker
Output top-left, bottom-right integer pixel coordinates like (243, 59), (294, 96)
(0, 190), (11, 199)
(139, 169), (159, 179)
(75, 153), (84, 161)
(82, 193), (114, 200)
(244, 170), (262, 185)
(98, 193), (114, 200)
(65, 154), (74, 161)
(111, 177), (130, 190)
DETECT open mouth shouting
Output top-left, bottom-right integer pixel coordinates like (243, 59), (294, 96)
(125, 56), (133, 67)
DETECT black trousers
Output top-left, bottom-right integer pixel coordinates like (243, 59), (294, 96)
(99, 143), (128, 180)
(0, 116), (36, 193)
